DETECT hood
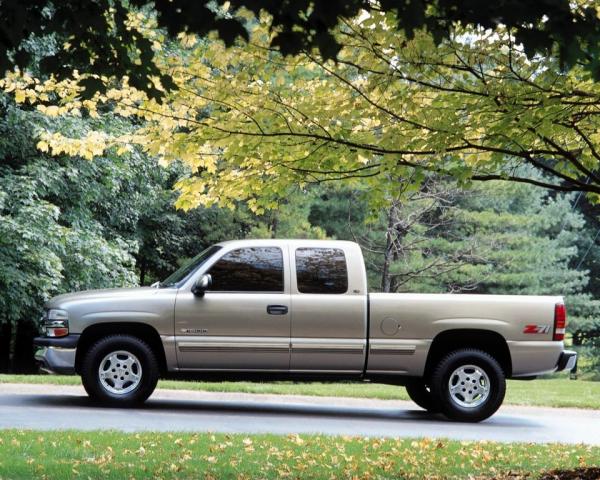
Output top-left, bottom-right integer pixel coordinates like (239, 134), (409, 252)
(44, 286), (178, 334)
(45, 287), (171, 310)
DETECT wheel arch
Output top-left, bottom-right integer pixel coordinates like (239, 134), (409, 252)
(424, 329), (512, 379)
(75, 322), (167, 375)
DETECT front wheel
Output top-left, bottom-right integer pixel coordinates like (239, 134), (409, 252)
(81, 334), (159, 406)
(430, 349), (506, 422)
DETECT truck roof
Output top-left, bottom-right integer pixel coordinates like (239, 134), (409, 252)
(215, 239), (360, 248)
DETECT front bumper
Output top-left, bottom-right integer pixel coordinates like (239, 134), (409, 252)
(33, 335), (79, 374)
(556, 350), (577, 372)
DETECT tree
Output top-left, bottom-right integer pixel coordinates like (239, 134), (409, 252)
(13, 10), (600, 212)
(309, 173), (589, 295)
(428, 178), (588, 296)
(3, 0), (600, 99)
(311, 177), (474, 293)
(568, 295), (600, 374)
(6, 7), (600, 372)
(0, 95), (149, 371)
(0, 88), (306, 371)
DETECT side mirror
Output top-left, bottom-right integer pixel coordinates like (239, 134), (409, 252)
(192, 273), (212, 297)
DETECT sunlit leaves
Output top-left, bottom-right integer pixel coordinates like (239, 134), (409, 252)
(11, 9), (600, 211)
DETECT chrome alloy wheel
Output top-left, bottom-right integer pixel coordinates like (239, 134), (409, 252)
(98, 350), (142, 395)
(448, 364), (491, 408)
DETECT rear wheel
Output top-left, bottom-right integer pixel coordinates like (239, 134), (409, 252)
(430, 349), (505, 422)
(80, 334), (159, 406)
(405, 380), (440, 413)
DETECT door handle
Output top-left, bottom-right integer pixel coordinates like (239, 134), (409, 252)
(267, 305), (288, 315)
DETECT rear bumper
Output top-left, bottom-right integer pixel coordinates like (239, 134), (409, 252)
(33, 335), (79, 374)
(508, 341), (578, 377)
(556, 350), (577, 372)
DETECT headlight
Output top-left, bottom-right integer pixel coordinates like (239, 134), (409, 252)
(45, 309), (69, 337)
(48, 309), (69, 321)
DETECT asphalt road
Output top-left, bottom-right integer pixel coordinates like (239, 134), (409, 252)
(1, 383), (599, 445)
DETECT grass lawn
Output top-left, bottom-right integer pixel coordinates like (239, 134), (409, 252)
(0, 430), (599, 479)
(1, 374), (599, 409)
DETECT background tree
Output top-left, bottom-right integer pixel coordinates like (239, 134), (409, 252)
(313, 177), (472, 293)
(0, 95), (138, 371)
(310, 173), (589, 294)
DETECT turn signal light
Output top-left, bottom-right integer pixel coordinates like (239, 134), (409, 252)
(46, 326), (69, 337)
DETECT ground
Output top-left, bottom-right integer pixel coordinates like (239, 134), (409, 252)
(2, 376), (599, 479)
(1, 374), (599, 409)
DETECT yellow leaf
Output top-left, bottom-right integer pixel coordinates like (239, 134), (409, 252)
(45, 105), (60, 117)
(14, 90), (26, 103)
(358, 153), (369, 164)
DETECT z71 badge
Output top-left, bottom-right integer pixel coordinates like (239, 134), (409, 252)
(523, 324), (550, 334)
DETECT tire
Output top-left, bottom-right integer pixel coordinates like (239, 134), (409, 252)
(430, 349), (506, 422)
(405, 380), (441, 413)
(80, 334), (159, 406)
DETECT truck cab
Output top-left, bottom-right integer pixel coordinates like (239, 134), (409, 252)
(173, 239), (368, 373)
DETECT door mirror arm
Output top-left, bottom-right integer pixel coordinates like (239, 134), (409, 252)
(192, 274), (212, 297)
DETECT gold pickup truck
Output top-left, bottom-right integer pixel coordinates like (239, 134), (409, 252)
(34, 239), (576, 422)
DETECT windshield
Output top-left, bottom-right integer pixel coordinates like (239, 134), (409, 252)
(161, 245), (222, 287)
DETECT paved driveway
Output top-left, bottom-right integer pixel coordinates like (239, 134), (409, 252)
(1, 383), (598, 444)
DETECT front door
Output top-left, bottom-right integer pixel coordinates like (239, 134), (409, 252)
(175, 246), (291, 370)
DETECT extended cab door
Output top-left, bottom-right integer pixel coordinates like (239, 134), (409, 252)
(174, 245), (291, 370)
(289, 242), (368, 373)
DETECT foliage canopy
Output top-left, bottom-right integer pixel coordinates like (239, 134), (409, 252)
(9, 10), (600, 211)
(3, 0), (600, 99)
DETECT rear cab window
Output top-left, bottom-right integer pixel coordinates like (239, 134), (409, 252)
(295, 247), (348, 294)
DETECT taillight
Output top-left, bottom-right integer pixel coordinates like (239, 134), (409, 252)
(553, 303), (567, 341)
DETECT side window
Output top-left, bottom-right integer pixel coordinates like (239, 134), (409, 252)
(208, 247), (284, 292)
(295, 248), (348, 294)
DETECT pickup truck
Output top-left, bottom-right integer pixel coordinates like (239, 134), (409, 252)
(34, 239), (577, 422)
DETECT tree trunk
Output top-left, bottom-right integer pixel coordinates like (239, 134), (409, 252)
(270, 212), (279, 238)
(139, 258), (147, 286)
(381, 204), (396, 292)
(0, 320), (11, 373)
(381, 202), (403, 293)
(12, 319), (38, 373)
